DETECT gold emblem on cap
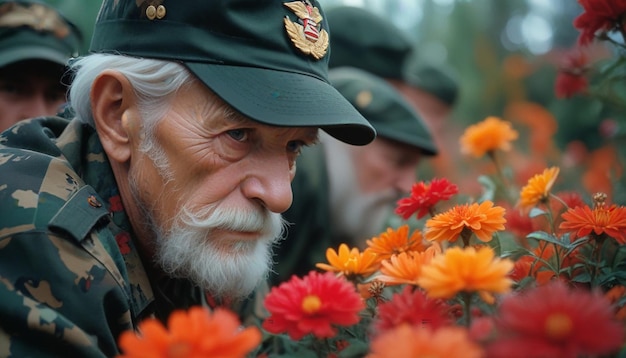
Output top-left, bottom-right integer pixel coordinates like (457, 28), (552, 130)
(283, 1), (329, 60)
(356, 90), (373, 109)
(0, 2), (70, 38)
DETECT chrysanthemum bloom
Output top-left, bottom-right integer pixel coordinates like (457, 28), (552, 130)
(395, 178), (459, 220)
(509, 242), (581, 286)
(417, 246), (514, 300)
(262, 271), (364, 340)
(375, 245), (441, 286)
(367, 325), (483, 358)
(316, 243), (380, 278)
(518, 167), (560, 211)
(574, 0), (626, 45)
(560, 203), (626, 244)
(424, 201), (506, 244)
(486, 281), (625, 358)
(459, 116), (518, 158)
(372, 285), (452, 336)
(366, 225), (428, 263)
(117, 307), (261, 358)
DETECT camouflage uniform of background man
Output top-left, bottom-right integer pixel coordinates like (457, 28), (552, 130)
(0, 0), (375, 356)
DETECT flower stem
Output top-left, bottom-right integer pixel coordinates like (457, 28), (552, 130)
(462, 292), (472, 327)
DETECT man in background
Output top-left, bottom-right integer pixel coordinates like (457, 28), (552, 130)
(274, 67), (437, 284)
(0, 0), (81, 131)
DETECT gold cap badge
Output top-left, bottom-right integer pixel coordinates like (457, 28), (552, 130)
(283, 1), (328, 60)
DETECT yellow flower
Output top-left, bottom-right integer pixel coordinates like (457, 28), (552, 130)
(316, 244), (380, 277)
(424, 201), (506, 243)
(375, 244), (442, 286)
(366, 225), (428, 263)
(519, 166), (560, 210)
(417, 246), (514, 299)
(460, 116), (519, 158)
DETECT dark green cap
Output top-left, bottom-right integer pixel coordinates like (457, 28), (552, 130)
(89, 0), (376, 146)
(404, 61), (460, 106)
(0, 0), (81, 68)
(326, 6), (412, 80)
(330, 67), (437, 156)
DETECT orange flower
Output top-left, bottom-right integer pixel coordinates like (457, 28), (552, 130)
(117, 307), (261, 358)
(367, 325), (483, 358)
(560, 203), (626, 244)
(316, 243), (380, 277)
(518, 166), (560, 211)
(417, 246), (514, 300)
(375, 245), (442, 286)
(459, 116), (518, 158)
(366, 225), (428, 263)
(424, 201), (506, 243)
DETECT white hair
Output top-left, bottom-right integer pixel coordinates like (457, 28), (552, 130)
(68, 54), (195, 179)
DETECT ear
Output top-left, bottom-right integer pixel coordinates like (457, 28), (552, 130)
(90, 70), (138, 164)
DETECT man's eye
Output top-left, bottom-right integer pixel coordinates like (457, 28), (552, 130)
(227, 129), (248, 142)
(287, 140), (305, 155)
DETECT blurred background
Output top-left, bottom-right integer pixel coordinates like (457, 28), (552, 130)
(47, 0), (624, 203)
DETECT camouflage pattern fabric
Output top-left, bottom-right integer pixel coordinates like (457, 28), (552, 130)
(0, 117), (266, 357)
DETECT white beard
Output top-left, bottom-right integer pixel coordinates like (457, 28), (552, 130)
(323, 134), (400, 248)
(154, 204), (285, 300)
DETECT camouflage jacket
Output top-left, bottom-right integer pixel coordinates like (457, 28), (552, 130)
(0, 117), (264, 357)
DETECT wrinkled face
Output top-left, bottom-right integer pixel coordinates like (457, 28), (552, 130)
(125, 81), (318, 298)
(349, 136), (423, 195)
(0, 60), (67, 132)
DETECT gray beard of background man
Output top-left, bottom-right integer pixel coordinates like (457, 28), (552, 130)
(323, 133), (400, 249)
(128, 149), (286, 301)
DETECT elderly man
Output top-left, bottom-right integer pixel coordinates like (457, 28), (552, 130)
(0, 0), (374, 356)
(0, 0), (82, 131)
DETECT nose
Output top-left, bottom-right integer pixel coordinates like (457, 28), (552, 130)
(240, 157), (294, 214)
(396, 166), (418, 193)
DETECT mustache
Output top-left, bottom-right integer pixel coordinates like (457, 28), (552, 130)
(180, 204), (286, 237)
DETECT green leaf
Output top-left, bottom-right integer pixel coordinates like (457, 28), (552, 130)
(526, 231), (568, 248)
(339, 339), (370, 358)
(529, 208), (547, 218)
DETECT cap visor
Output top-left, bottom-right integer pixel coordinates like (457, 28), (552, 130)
(184, 63), (376, 146)
(0, 46), (68, 68)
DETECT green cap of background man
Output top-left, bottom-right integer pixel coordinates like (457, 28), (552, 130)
(330, 67), (437, 156)
(0, 0), (81, 68)
(89, 0), (376, 146)
(404, 60), (460, 106)
(325, 6), (412, 80)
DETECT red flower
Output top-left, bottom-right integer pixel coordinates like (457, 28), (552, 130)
(560, 203), (626, 244)
(574, 0), (626, 45)
(395, 178), (458, 220)
(262, 271), (364, 340)
(486, 281), (624, 358)
(554, 49), (589, 98)
(372, 286), (451, 336)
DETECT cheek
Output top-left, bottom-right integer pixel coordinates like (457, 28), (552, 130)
(352, 152), (395, 193)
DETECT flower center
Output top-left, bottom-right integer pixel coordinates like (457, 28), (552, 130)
(544, 313), (573, 340)
(302, 294), (322, 314)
